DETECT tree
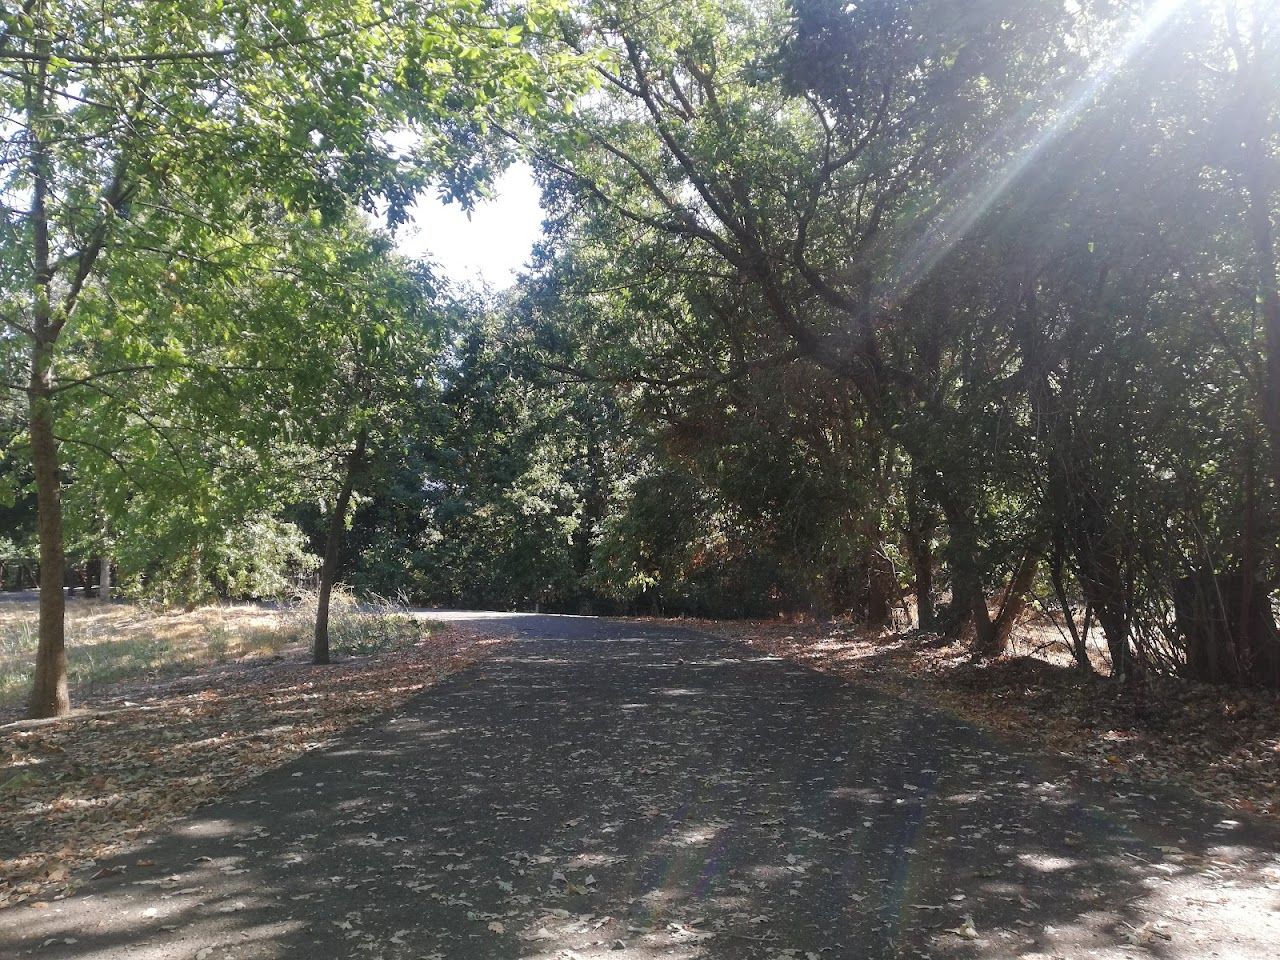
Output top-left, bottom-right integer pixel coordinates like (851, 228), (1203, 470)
(1, 0), (573, 716)
(519, 0), (1083, 646)
(272, 225), (444, 664)
(506, 0), (1280, 682)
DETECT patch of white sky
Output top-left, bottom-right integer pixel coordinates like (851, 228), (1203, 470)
(391, 161), (545, 292)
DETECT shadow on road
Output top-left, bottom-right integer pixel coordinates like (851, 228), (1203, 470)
(4, 615), (1277, 959)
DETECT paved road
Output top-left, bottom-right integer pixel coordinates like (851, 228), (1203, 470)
(4, 614), (1277, 959)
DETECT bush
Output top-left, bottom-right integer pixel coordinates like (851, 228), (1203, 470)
(118, 516), (319, 607)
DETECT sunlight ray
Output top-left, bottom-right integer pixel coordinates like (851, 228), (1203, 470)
(883, 0), (1192, 308)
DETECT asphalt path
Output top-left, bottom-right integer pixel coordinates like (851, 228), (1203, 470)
(4, 612), (1277, 959)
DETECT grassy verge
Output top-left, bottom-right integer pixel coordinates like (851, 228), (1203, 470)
(0, 590), (424, 709)
(0, 601), (289, 709)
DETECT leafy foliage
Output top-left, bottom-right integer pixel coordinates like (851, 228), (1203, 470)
(2, 0), (1279, 708)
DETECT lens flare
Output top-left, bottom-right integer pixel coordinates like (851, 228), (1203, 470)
(883, 0), (1191, 308)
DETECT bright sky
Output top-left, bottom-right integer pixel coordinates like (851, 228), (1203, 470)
(393, 162), (544, 290)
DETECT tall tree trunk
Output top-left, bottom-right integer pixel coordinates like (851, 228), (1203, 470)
(99, 552), (112, 603)
(908, 537), (935, 630)
(963, 570), (1000, 656)
(990, 549), (1041, 653)
(858, 545), (897, 628)
(1246, 123), (1280, 506)
(26, 345), (69, 718)
(905, 475), (936, 630)
(574, 406), (606, 611)
(1049, 537), (1093, 674)
(314, 426), (369, 665)
(24, 29), (69, 718)
(937, 491), (998, 653)
(1228, 6), (1280, 503)
(1070, 529), (1132, 680)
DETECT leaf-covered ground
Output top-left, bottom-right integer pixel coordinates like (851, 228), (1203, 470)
(0, 626), (503, 910)
(693, 620), (1280, 821)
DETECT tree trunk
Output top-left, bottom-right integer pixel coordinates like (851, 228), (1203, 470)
(965, 584), (1000, 656)
(1049, 542), (1093, 674)
(26, 348), (69, 719)
(1096, 601), (1132, 681)
(989, 549), (1041, 653)
(861, 546), (897, 628)
(574, 406), (606, 605)
(99, 553), (112, 603)
(22, 24), (69, 718)
(905, 476), (936, 630)
(1067, 502), (1132, 680)
(1175, 571), (1280, 688)
(1228, 9), (1280, 505)
(937, 492), (998, 653)
(314, 426), (368, 665)
(1246, 134), (1280, 509)
(910, 539), (935, 630)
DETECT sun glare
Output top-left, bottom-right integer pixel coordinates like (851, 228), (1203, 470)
(884, 0), (1193, 307)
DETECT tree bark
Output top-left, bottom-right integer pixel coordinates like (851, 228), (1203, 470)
(99, 552), (112, 603)
(937, 491), (998, 653)
(905, 475), (936, 630)
(1049, 540), (1093, 674)
(1176, 571), (1280, 688)
(574, 405), (607, 611)
(26, 346), (69, 718)
(860, 546), (897, 628)
(990, 549), (1040, 653)
(909, 539), (935, 630)
(1067, 515), (1132, 680)
(962, 576), (999, 656)
(24, 27), (69, 718)
(314, 426), (368, 665)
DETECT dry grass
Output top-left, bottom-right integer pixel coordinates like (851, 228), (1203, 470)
(0, 600), (297, 709)
(0, 592), (429, 712)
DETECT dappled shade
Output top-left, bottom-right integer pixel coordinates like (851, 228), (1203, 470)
(4, 619), (1276, 958)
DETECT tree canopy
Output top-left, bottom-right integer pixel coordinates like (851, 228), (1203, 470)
(2, 0), (1279, 719)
